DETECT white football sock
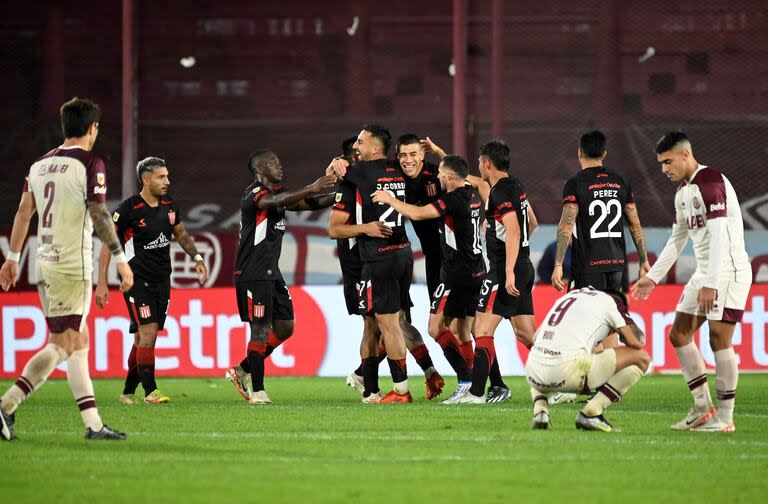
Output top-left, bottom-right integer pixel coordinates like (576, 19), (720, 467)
(713, 347), (738, 424)
(66, 348), (103, 431)
(531, 387), (548, 415)
(393, 380), (409, 394)
(582, 365), (643, 416)
(0, 343), (67, 415)
(675, 342), (713, 412)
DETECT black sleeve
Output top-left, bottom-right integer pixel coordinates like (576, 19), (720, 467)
(332, 181), (356, 214)
(562, 177), (577, 205)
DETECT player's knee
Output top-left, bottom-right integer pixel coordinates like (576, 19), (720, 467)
(635, 349), (651, 372)
(427, 320), (442, 340)
(668, 327), (692, 347)
(274, 321), (294, 340)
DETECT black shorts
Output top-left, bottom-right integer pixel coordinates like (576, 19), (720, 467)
(430, 270), (482, 319)
(340, 259), (363, 316)
(359, 254), (413, 315)
(570, 270), (626, 293)
(235, 277), (294, 323)
(476, 260), (535, 318)
(123, 279), (170, 333)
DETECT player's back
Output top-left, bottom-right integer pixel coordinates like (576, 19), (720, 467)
(485, 176), (531, 264)
(532, 288), (627, 357)
(563, 166), (633, 275)
(26, 146), (106, 279)
(345, 159), (411, 262)
(436, 185), (484, 276)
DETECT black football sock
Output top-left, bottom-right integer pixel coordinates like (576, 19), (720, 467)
(362, 356), (380, 397)
(489, 358), (507, 389)
(469, 336), (496, 397)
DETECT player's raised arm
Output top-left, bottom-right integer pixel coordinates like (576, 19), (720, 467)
(286, 192), (336, 212)
(87, 200), (133, 293)
(552, 204), (577, 292)
(466, 174), (491, 205)
(421, 136), (447, 159)
(624, 203), (650, 277)
(0, 191), (36, 291)
(172, 222), (208, 285)
(258, 175), (337, 210)
(371, 190), (440, 221)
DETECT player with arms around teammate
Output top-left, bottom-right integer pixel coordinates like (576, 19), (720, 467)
(526, 288), (650, 431)
(553, 130), (649, 293)
(328, 125), (415, 403)
(453, 140), (539, 404)
(632, 132), (752, 432)
(0, 97), (131, 441)
(95, 157), (208, 405)
(232, 150), (336, 405)
(372, 155), (483, 401)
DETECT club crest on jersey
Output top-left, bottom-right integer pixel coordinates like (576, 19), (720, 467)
(138, 218), (147, 228)
(139, 305), (151, 319)
(168, 210), (176, 225)
(335, 192), (342, 203)
(693, 198), (700, 210)
(97, 173), (105, 185)
(425, 183), (437, 197)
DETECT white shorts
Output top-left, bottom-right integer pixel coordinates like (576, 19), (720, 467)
(676, 275), (751, 323)
(525, 349), (616, 394)
(37, 268), (92, 333)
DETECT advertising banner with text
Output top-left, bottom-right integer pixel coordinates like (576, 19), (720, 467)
(1, 285), (767, 379)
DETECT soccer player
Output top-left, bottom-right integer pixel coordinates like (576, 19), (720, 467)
(631, 131), (752, 432)
(229, 150), (336, 405)
(0, 97), (131, 441)
(95, 157), (208, 405)
(328, 125), (416, 403)
(455, 140), (539, 404)
(552, 130), (649, 293)
(526, 288), (650, 432)
(329, 138), (444, 400)
(372, 155), (484, 400)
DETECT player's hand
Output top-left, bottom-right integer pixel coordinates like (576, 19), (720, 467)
(328, 158), (349, 179)
(505, 271), (520, 296)
(311, 175), (337, 193)
(698, 287), (718, 313)
(364, 221), (393, 238)
(95, 282), (109, 309)
(0, 260), (19, 291)
(630, 277), (656, 301)
(116, 263), (134, 293)
(638, 261), (651, 279)
(196, 260), (208, 285)
(370, 190), (394, 204)
(420, 136), (446, 158)
(551, 264), (566, 292)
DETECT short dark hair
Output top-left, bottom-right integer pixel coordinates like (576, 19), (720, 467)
(362, 124), (391, 154)
(60, 97), (101, 138)
(396, 133), (421, 154)
(247, 149), (273, 176)
(579, 130), (607, 158)
(440, 154), (469, 179)
(479, 139), (510, 172)
(136, 157), (167, 183)
(655, 131), (691, 154)
(341, 136), (357, 157)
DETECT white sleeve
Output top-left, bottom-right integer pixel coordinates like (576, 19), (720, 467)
(646, 201), (689, 285)
(703, 217), (727, 289)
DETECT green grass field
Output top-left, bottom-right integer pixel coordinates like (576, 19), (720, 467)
(1, 374), (766, 503)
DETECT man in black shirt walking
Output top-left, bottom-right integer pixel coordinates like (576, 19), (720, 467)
(96, 157), (208, 405)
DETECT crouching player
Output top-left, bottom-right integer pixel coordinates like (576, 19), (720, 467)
(525, 288), (649, 432)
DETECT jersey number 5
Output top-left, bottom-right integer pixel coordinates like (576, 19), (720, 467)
(588, 199), (621, 239)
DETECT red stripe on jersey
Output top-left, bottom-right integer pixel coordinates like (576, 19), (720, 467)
(132, 202), (145, 210)
(124, 228), (134, 242)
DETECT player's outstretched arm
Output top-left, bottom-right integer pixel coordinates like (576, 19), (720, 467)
(95, 244), (112, 308)
(371, 190), (439, 221)
(172, 222), (208, 285)
(258, 176), (337, 210)
(624, 203), (650, 277)
(286, 193), (336, 212)
(328, 211), (392, 239)
(552, 204), (577, 292)
(0, 191), (36, 291)
(421, 136), (447, 159)
(466, 175), (491, 205)
(87, 201), (133, 293)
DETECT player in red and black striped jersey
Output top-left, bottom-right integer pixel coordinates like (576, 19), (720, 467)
(229, 150), (336, 405)
(95, 157), (208, 406)
(328, 125), (416, 404)
(552, 130), (649, 293)
(454, 140), (540, 404)
(373, 155), (485, 400)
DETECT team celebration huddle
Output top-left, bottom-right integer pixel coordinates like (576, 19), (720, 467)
(0, 97), (751, 441)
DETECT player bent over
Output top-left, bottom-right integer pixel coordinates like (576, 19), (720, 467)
(0, 97), (130, 440)
(228, 150), (336, 404)
(95, 157), (208, 405)
(526, 288), (649, 432)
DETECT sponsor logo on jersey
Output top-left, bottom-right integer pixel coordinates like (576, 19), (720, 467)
(97, 173), (105, 185)
(112, 212), (120, 222)
(275, 218), (286, 231)
(139, 305), (151, 319)
(710, 202), (725, 212)
(144, 233), (170, 250)
(94, 185), (107, 195)
(335, 192), (342, 202)
(138, 218), (147, 228)
(168, 210), (176, 225)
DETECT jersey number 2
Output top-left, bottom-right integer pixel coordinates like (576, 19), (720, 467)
(588, 199), (621, 239)
(42, 181), (55, 228)
(380, 189), (406, 227)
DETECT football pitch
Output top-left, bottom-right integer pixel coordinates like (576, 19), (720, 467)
(1, 375), (766, 503)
